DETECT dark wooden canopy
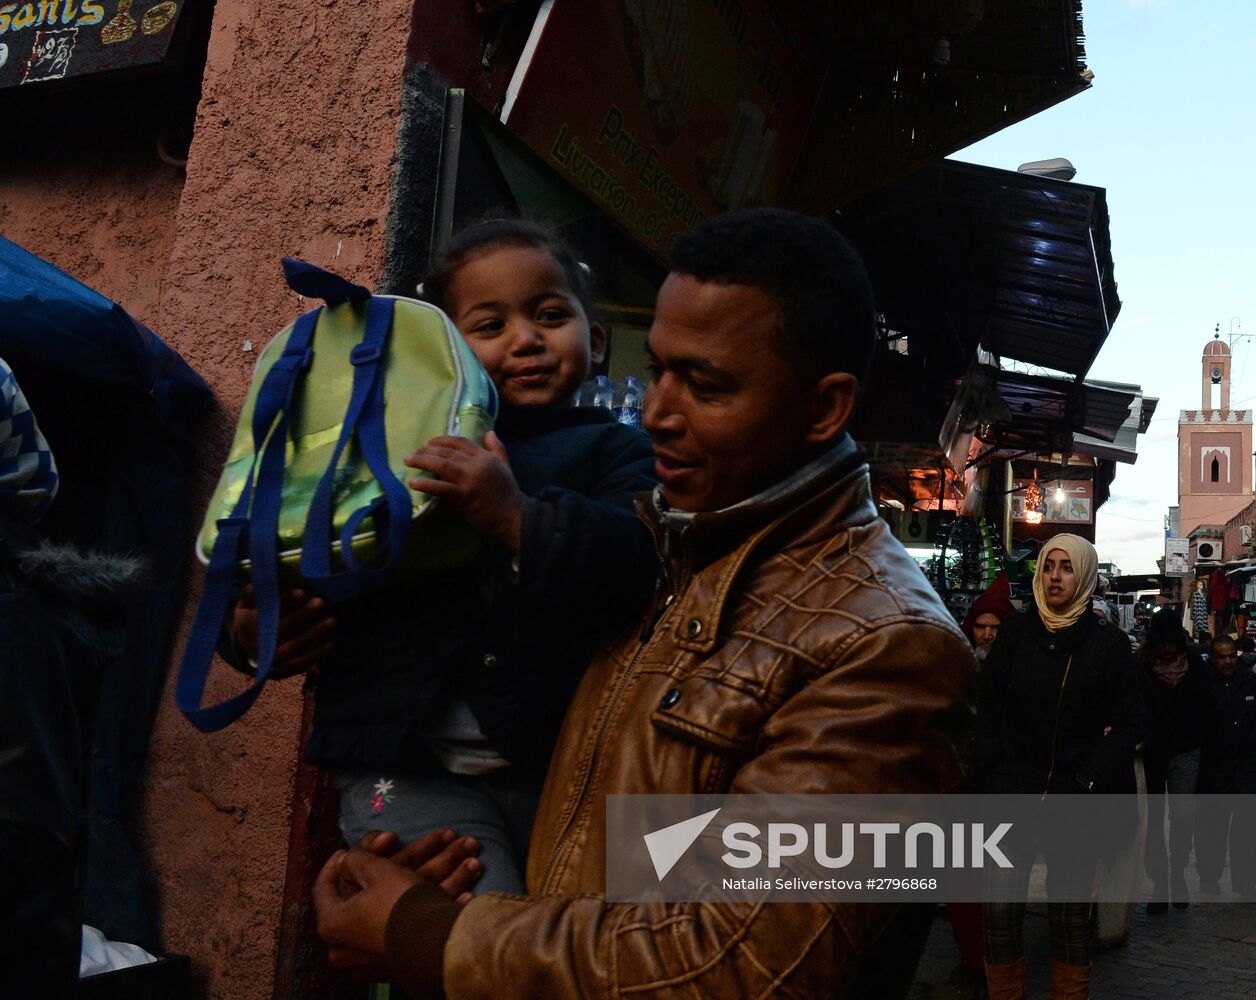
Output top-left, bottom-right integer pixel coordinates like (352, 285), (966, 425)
(788, 0), (1091, 211)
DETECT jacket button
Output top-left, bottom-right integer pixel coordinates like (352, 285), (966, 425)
(685, 618), (703, 639)
(482, 653), (498, 668)
(660, 687), (682, 708)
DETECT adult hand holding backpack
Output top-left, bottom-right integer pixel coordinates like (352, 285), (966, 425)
(230, 427), (521, 676)
(230, 423), (519, 678)
(232, 585), (336, 678)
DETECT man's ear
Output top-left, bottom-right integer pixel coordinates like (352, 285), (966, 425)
(806, 372), (859, 445)
(589, 323), (608, 366)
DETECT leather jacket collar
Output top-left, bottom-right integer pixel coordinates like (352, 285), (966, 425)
(645, 434), (865, 565)
(637, 436), (875, 656)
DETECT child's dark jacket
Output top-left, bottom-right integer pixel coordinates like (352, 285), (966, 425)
(293, 406), (657, 771)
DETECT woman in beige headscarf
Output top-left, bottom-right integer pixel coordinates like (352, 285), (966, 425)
(977, 534), (1146, 1000)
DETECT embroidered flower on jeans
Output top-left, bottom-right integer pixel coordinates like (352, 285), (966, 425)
(370, 777), (395, 815)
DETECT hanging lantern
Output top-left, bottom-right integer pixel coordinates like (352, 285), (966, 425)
(1024, 468), (1045, 525)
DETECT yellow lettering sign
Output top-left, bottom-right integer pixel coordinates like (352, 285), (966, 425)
(11, 4), (35, 31)
(77, 0), (103, 26)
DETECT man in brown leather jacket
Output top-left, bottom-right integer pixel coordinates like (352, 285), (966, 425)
(314, 208), (976, 998)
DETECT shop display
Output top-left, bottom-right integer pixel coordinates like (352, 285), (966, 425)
(926, 515), (1004, 622)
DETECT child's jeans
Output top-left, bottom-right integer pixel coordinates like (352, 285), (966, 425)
(335, 766), (543, 895)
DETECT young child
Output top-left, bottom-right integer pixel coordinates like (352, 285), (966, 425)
(230, 220), (658, 893)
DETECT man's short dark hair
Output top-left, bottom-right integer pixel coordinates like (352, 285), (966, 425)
(669, 208), (877, 384)
(1213, 634), (1237, 651)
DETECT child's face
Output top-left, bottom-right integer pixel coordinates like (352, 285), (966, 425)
(444, 246), (605, 408)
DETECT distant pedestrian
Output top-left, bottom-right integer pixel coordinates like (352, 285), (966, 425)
(1195, 634), (1256, 895)
(950, 574), (1015, 992)
(1091, 596), (1117, 625)
(1137, 609), (1212, 911)
(961, 572), (1015, 664)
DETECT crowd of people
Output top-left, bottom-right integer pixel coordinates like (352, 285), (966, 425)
(956, 557), (1256, 999)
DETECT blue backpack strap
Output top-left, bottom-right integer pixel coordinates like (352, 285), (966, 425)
(176, 310), (319, 732)
(300, 295), (412, 600)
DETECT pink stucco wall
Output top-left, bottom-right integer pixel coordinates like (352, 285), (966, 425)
(0, 115), (186, 330)
(2, 2), (414, 996)
(143, 2), (414, 998)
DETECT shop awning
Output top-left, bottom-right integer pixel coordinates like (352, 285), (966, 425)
(789, 1), (1091, 211)
(836, 159), (1119, 381)
(1074, 381), (1159, 464)
(966, 166), (1118, 376)
(943, 364), (1134, 457)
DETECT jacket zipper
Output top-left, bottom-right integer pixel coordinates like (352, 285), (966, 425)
(639, 516), (676, 643)
(1043, 654), (1074, 798)
(539, 522), (683, 891)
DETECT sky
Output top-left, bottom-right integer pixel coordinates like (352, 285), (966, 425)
(953, 0), (1256, 574)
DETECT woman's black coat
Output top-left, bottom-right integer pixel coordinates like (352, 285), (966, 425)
(977, 605), (1146, 795)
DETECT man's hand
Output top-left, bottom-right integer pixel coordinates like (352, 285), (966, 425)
(315, 830), (485, 975)
(232, 585), (335, 678)
(405, 433), (524, 552)
(314, 849), (422, 977)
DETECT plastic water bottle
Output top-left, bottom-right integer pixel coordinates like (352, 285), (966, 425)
(590, 374), (614, 410)
(617, 375), (643, 427)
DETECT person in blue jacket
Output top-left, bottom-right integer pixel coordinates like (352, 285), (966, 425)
(228, 220), (658, 895)
(0, 358), (145, 995)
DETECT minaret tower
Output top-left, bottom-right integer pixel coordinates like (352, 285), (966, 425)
(1203, 333), (1231, 410)
(1177, 332), (1253, 539)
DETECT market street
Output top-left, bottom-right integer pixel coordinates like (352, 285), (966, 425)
(913, 867), (1256, 999)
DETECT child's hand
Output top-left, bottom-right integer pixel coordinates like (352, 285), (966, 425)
(232, 584), (336, 677)
(355, 829), (483, 905)
(405, 432), (524, 552)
